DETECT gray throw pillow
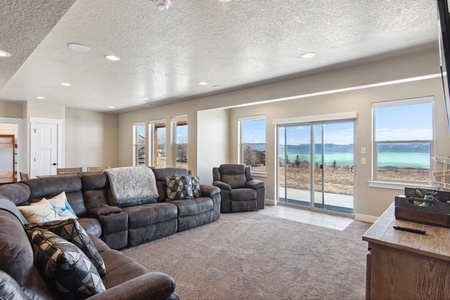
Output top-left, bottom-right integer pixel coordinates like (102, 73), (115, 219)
(165, 175), (193, 200)
(29, 229), (105, 299)
(191, 176), (201, 198)
(26, 218), (106, 277)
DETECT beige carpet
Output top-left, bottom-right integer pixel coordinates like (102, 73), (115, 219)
(123, 211), (371, 300)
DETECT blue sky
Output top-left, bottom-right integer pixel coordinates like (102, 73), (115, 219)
(242, 119), (266, 144)
(176, 124), (188, 143)
(242, 102), (432, 145)
(375, 103), (432, 141)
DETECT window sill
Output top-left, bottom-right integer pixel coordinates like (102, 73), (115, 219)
(368, 180), (431, 190)
(252, 172), (267, 178)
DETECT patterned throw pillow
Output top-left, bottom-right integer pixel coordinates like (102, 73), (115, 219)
(18, 199), (61, 223)
(45, 192), (78, 220)
(165, 175), (193, 200)
(18, 193), (78, 223)
(191, 176), (201, 198)
(25, 218), (106, 277)
(29, 229), (105, 300)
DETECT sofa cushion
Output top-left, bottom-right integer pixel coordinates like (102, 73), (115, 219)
(123, 203), (177, 229)
(78, 218), (102, 238)
(0, 270), (29, 300)
(152, 167), (190, 202)
(219, 164), (246, 174)
(26, 175), (82, 200)
(29, 228), (105, 299)
(0, 183), (30, 206)
(231, 188), (257, 201)
(25, 218), (106, 277)
(18, 198), (62, 223)
(191, 176), (201, 198)
(221, 173), (246, 189)
(165, 175), (193, 200)
(170, 197), (213, 217)
(0, 209), (34, 286)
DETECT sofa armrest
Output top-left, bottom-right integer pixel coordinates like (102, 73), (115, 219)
(87, 272), (178, 300)
(245, 179), (265, 189)
(0, 270), (29, 300)
(212, 181), (231, 191)
(199, 185), (221, 197)
(89, 206), (122, 216)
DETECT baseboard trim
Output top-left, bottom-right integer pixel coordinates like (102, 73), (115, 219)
(355, 213), (378, 224)
(265, 198), (277, 206)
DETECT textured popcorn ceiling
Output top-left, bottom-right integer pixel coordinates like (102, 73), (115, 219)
(0, 0), (439, 112)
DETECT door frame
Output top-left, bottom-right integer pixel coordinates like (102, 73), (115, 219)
(29, 117), (63, 178)
(0, 117), (24, 179)
(273, 112), (357, 215)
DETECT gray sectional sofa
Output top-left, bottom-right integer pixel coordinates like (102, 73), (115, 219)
(0, 167), (221, 300)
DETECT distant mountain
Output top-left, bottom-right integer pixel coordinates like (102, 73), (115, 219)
(377, 143), (429, 153)
(280, 143), (354, 153)
(277, 143), (429, 153)
(242, 143), (266, 151)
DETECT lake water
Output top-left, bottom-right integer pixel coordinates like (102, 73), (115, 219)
(286, 152), (430, 168)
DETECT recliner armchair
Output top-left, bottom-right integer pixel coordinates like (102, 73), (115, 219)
(212, 164), (265, 212)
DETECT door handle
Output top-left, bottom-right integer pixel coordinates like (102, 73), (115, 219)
(351, 165), (355, 175)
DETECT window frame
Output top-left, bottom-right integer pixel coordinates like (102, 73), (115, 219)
(171, 116), (188, 168)
(132, 122), (146, 166)
(148, 119), (166, 167)
(238, 115), (267, 176)
(371, 97), (434, 185)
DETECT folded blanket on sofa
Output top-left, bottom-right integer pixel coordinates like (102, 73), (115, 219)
(104, 167), (159, 207)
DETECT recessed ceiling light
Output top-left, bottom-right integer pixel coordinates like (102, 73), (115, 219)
(60, 82), (72, 86)
(67, 43), (91, 53)
(141, 97), (150, 101)
(108, 105), (115, 109)
(36, 96), (45, 100)
(212, 85), (223, 89)
(105, 54), (121, 61)
(301, 52), (317, 58)
(218, 0), (232, 2)
(0, 50), (11, 57)
(198, 81), (208, 86)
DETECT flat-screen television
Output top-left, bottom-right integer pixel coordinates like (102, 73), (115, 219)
(437, 0), (450, 133)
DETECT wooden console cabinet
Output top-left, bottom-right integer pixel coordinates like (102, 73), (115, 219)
(363, 204), (450, 300)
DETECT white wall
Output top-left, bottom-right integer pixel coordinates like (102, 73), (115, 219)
(0, 101), (23, 118)
(118, 47), (449, 220)
(26, 101), (65, 120)
(0, 102), (120, 175)
(228, 77), (449, 219)
(197, 109), (230, 183)
(65, 108), (119, 170)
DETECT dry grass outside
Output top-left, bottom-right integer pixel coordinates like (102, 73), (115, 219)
(279, 166), (354, 195)
(278, 166), (430, 196)
(377, 166), (430, 181)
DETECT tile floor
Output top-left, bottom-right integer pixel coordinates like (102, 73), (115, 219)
(257, 204), (354, 231)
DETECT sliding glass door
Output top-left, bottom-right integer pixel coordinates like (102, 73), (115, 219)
(278, 121), (354, 215)
(278, 125), (312, 207)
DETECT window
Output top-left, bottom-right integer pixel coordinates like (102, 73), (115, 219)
(373, 97), (433, 182)
(149, 120), (166, 167)
(133, 123), (146, 166)
(239, 116), (266, 174)
(172, 116), (188, 168)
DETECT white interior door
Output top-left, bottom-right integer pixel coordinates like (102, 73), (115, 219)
(30, 119), (62, 178)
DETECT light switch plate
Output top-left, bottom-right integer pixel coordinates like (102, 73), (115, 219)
(361, 147), (366, 155)
(361, 158), (367, 165)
